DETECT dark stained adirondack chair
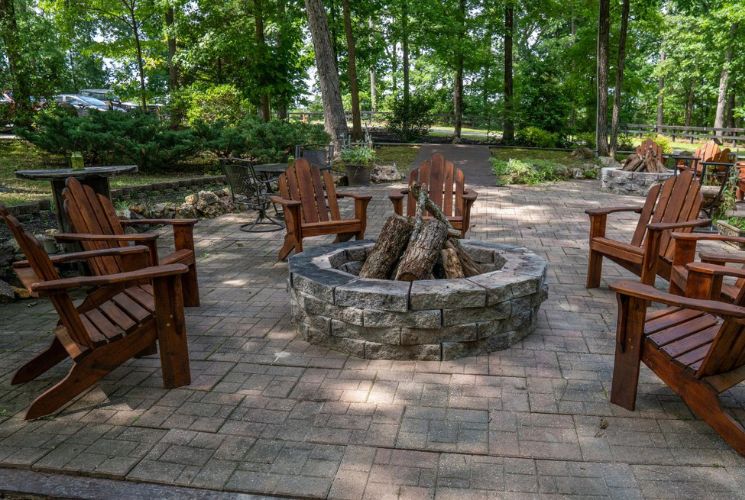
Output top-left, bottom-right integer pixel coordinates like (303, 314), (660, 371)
(635, 138), (664, 161)
(586, 169), (709, 288)
(269, 159), (372, 261)
(610, 256), (745, 456)
(389, 153), (478, 238)
(0, 206), (191, 420)
(59, 177), (200, 307)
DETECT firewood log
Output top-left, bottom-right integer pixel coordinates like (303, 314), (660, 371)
(359, 215), (414, 279)
(395, 219), (449, 281)
(441, 246), (465, 278)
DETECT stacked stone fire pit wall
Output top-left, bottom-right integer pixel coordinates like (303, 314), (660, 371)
(288, 240), (548, 361)
(600, 167), (674, 196)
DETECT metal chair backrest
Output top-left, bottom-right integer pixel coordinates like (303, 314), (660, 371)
(295, 144), (334, 171)
(220, 158), (265, 207)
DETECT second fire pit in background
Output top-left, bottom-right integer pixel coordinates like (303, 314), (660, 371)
(289, 240), (548, 361)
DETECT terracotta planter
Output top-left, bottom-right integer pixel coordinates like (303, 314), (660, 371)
(716, 220), (745, 250)
(345, 164), (371, 186)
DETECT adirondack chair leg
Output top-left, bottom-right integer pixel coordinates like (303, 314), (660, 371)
(182, 263), (200, 308)
(24, 327), (159, 420)
(277, 233), (296, 261)
(679, 381), (745, 455)
(153, 275), (191, 388)
(586, 250), (603, 288)
(12, 337), (67, 385)
(610, 294), (646, 411)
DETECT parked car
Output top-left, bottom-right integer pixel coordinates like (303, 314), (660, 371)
(79, 88), (129, 111)
(54, 94), (125, 116)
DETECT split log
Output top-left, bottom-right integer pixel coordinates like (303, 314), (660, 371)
(622, 153), (643, 171)
(448, 238), (482, 277)
(395, 219), (449, 281)
(441, 245), (465, 278)
(359, 215), (414, 279)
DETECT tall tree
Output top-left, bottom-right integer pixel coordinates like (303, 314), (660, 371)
(165, 2), (178, 93)
(502, 0), (514, 143)
(656, 51), (665, 131)
(341, 0), (362, 140)
(0, 0), (31, 121)
(596, 0), (610, 155)
(305, 0), (348, 146)
(713, 22), (737, 134)
(609, 0), (630, 157)
(452, 0), (466, 139)
(253, 0), (270, 121)
(401, 0), (410, 115)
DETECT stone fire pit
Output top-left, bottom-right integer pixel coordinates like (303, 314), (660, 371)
(600, 166), (674, 196)
(288, 240), (548, 360)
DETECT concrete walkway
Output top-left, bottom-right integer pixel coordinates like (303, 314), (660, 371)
(410, 144), (497, 187)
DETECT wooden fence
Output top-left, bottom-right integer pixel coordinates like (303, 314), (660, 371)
(620, 123), (745, 147)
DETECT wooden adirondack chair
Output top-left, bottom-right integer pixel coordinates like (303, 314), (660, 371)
(678, 139), (722, 174)
(270, 159), (372, 261)
(610, 259), (745, 455)
(59, 177), (200, 307)
(0, 206), (191, 420)
(586, 169), (709, 288)
(636, 138), (664, 161)
(389, 153), (478, 238)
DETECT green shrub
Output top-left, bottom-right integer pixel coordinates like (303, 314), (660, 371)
(515, 127), (560, 148)
(573, 132), (595, 148)
(196, 116), (329, 162)
(490, 157), (595, 185)
(339, 146), (376, 167)
(387, 95), (434, 142)
(19, 106), (200, 172)
(177, 84), (251, 126)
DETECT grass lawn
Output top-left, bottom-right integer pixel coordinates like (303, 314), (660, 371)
(375, 144), (420, 172)
(490, 147), (592, 166)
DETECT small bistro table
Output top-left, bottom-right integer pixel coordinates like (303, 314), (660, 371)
(15, 165), (137, 232)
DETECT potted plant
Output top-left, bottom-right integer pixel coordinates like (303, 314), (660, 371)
(339, 146), (375, 186)
(716, 217), (745, 250)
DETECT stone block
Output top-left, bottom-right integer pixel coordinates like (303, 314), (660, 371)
(331, 320), (401, 345)
(335, 279), (411, 312)
(290, 268), (354, 303)
(443, 301), (510, 327)
(409, 279), (487, 310)
(400, 323), (479, 345)
(323, 336), (366, 358)
(364, 308), (441, 328)
(295, 292), (364, 326)
(364, 341), (441, 361)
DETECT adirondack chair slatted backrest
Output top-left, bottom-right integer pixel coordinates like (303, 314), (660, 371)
(278, 159), (340, 223)
(630, 170), (702, 259)
(406, 154), (465, 218)
(62, 177), (127, 276)
(0, 206), (94, 350)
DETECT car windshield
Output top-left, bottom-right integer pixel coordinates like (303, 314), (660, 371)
(78, 96), (108, 107)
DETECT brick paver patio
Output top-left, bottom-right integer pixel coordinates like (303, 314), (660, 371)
(2, 145), (745, 498)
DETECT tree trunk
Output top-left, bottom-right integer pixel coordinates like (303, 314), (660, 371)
(714, 23), (737, 135)
(342, 0), (362, 140)
(0, 0), (31, 123)
(254, 0), (271, 121)
(684, 82), (694, 127)
(395, 219), (449, 281)
(656, 51), (665, 132)
(165, 4), (178, 92)
(130, 7), (147, 110)
(370, 67), (377, 113)
(596, 0), (610, 155)
(727, 91), (736, 129)
(359, 215), (414, 279)
(453, 0), (466, 139)
(275, 0), (290, 120)
(502, 2), (514, 143)
(305, 0), (349, 148)
(609, 0), (629, 158)
(401, 0), (410, 114)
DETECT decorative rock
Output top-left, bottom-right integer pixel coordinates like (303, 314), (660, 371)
(176, 203), (198, 219)
(370, 164), (404, 183)
(288, 240), (548, 361)
(0, 280), (15, 303)
(184, 193), (198, 205)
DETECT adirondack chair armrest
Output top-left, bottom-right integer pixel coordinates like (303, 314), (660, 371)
(30, 263), (189, 294)
(686, 262), (745, 280)
(463, 189), (478, 201)
(585, 205), (643, 216)
(269, 196), (301, 207)
(698, 252), (745, 265)
(120, 219), (198, 226)
(54, 232), (160, 243)
(610, 280), (745, 319)
(336, 192), (373, 201)
(12, 245), (151, 269)
(647, 219), (711, 232)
